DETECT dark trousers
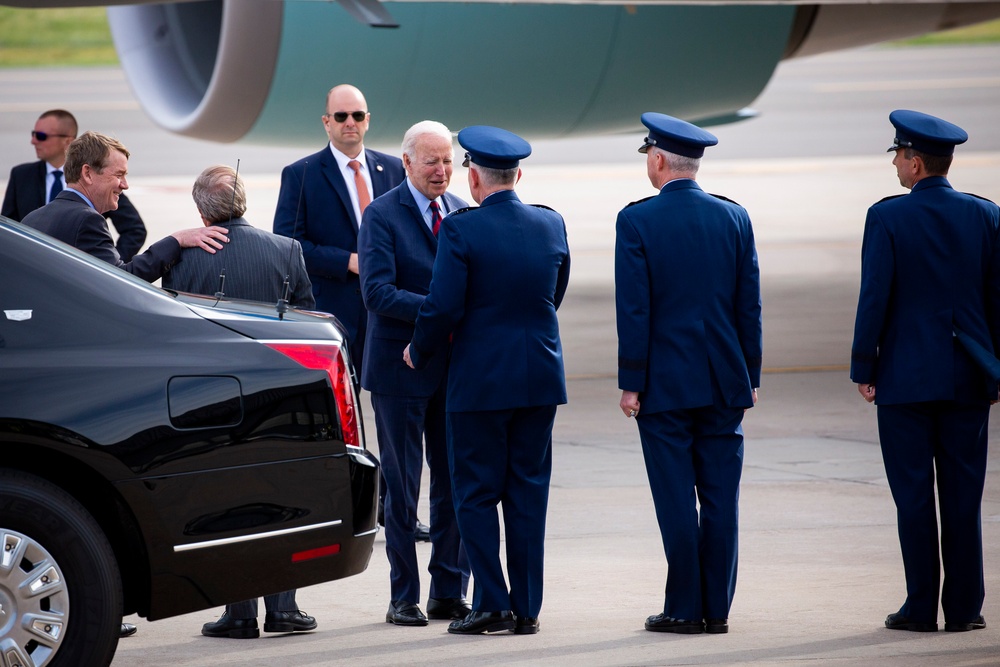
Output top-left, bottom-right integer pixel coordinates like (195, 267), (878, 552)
(447, 405), (556, 618)
(372, 387), (468, 603)
(228, 590), (297, 619)
(877, 401), (988, 623)
(637, 404), (745, 621)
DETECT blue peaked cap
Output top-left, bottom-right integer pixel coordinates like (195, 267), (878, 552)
(638, 112), (718, 159)
(458, 125), (531, 170)
(887, 109), (968, 157)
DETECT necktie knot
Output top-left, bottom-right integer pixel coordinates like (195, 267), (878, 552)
(49, 170), (63, 202)
(348, 160), (371, 214)
(429, 200), (443, 236)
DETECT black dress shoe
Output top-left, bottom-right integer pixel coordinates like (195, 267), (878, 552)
(386, 600), (429, 626)
(513, 616), (539, 635)
(885, 612), (937, 632)
(448, 610), (515, 635)
(202, 612), (260, 639)
(426, 597), (472, 620)
(264, 610), (317, 633)
(945, 616), (986, 632)
(705, 618), (728, 634)
(120, 622), (137, 638)
(644, 614), (704, 634)
(414, 520), (431, 543)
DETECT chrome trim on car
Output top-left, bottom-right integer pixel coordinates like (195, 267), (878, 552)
(173, 519), (343, 552)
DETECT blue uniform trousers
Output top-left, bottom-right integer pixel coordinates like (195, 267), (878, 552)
(228, 590), (297, 619)
(372, 388), (467, 603)
(877, 401), (988, 624)
(447, 406), (556, 618)
(637, 404), (745, 621)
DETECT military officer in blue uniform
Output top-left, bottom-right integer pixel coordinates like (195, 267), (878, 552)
(404, 126), (570, 636)
(616, 113), (762, 635)
(851, 110), (1000, 633)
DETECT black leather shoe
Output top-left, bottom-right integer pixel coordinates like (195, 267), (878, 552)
(448, 610), (515, 634)
(885, 612), (937, 632)
(386, 600), (429, 626)
(202, 612), (260, 639)
(705, 618), (728, 634)
(120, 622), (137, 638)
(945, 616), (986, 632)
(415, 520), (431, 543)
(264, 610), (317, 633)
(513, 616), (539, 634)
(644, 614), (704, 634)
(426, 597), (472, 620)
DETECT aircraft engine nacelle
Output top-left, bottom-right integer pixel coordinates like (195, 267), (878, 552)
(107, 0), (1000, 145)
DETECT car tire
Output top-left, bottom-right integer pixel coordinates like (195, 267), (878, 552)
(0, 468), (122, 667)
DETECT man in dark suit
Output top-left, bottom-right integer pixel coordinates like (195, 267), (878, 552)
(273, 84), (405, 370)
(21, 132), (228, 283)
(165, 165), (313, 309)
(163, 165), (316, 639)
(616, 113), (762, 635)
(404, 126), (570, 636)
(852, 110), (1000, 634)
(3, 109), (148, 261)
(358, 121), (471, 628)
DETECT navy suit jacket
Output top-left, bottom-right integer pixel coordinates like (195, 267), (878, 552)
(616, 179), (762, 413)
(358, 181), (467, 396)
(21, 190), (180, 283)
(273, 145), (404, 349)
(3, 159), (147, 261)
(410, 189), (570, 412)
(163, 218), (315, 309)
(851, 176), (1000, 404)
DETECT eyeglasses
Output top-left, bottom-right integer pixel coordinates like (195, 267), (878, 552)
(31, 131), (73, 142)
(326, 111), (368, 123)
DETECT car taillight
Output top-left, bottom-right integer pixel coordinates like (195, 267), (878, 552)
(264, 342), (360, 448)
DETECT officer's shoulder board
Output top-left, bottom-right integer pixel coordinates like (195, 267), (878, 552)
(965, 192), (998, 206)
(624, 195), (656, 209)
(529, 204), (557, 212)
(874, 194), (906, 205)
(448, 206), (477, 217)
(709, 193), (742, 207)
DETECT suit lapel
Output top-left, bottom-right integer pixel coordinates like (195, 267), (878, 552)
(318, 147), (358, 232)
(399, 182), (437, 247)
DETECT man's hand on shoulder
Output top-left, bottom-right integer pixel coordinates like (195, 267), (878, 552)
(172, 226), (229, 253)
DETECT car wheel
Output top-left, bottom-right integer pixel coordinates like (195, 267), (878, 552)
(0, 469), (122, 667)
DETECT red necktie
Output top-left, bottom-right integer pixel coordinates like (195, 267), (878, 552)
(430, 200), (442, 236)
(348, 160), (371, 213)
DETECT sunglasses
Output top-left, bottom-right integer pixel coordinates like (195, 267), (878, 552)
(327, 111), (368, 123)
(31, 131), (73, 142)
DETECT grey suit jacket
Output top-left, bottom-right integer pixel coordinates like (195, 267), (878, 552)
(163, 218), (314, 309)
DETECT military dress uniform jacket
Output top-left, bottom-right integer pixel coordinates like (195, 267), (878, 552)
(273, 146), (405, 352)
(409, 189), (571, 412)
(21, 190), (180, 283)
(358, 181), (466, 397)
(616, 179), (762, 413)
(850, 176), (1000, 404)
(3, 159), (148, 261)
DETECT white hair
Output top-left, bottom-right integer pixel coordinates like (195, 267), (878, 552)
(652, 146), (701, 176)
(402, 120), (453, 159)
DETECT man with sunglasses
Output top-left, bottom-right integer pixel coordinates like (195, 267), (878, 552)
(3, 109), (148, 261)
(273, 84), (405, 371)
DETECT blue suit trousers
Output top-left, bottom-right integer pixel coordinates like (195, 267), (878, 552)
(372, 388), (467, 603)
(228, 590), (297, 619)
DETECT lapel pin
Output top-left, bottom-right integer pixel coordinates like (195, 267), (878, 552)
(376, 164), (383, 172)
